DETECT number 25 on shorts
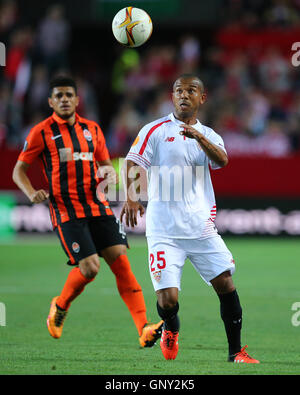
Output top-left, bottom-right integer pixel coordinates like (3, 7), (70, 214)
(150, 251), (166, 272)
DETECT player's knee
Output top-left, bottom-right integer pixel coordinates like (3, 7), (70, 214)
(211, 271), (235, 294)
(84, 263), (99, 279)
(156, 287), (178, 310)
(79, 255), (100, 279)
(102, 245), (127, 266)
(116, 245), (127, 257)
(215, 283), (235, 295)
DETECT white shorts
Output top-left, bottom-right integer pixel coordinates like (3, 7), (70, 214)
(147, 235), (235, 291)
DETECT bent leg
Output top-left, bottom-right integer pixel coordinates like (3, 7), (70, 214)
(56, 254), (99, 310)
(55, 219), (99, 310)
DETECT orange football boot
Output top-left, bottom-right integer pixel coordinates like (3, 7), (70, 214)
(139, 320), (164, 347)
(229, 345), (260, 363)
(160, 329), (179, 360)
(47, 296), (67, 339)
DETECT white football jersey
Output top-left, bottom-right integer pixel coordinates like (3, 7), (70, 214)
(126, 113), (226, 239)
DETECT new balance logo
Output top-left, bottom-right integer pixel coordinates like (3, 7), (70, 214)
(165, 137), (175, 142)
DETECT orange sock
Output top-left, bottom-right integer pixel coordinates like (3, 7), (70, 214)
(56, 267), (94, 311)
(110, 255), (147, 335)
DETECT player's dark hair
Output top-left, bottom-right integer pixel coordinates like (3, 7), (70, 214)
(173, 74), (205, 93)
(49, 75), (77, 96)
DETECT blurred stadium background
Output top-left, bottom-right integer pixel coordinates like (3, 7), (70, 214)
(1, 0), (300, 376)
(0, 0), (300, 240)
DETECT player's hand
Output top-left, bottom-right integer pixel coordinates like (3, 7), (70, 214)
(29, 189), (49, 204)
(120, 200), (145, 228)
(180, 125), (201, 140)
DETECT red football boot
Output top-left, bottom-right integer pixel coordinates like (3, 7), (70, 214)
(160, 329), (179, 360)
(229, 345), (260, 363)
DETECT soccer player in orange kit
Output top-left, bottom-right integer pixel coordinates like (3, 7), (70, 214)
(12, 75), (163, 347)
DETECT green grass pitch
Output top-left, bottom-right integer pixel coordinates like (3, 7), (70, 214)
(1, 236), (300, 375)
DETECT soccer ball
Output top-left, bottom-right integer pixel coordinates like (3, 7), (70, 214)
(112, 7), (153, 48)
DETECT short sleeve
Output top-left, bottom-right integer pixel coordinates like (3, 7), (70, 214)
(206, 128), (227, 170)
(94, 124), (110, 162)
(126, 124), (155, 170)
(18, 125), (44, 164)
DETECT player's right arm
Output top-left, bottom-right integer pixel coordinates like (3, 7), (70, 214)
(12, 161), (49, 203)
(120, 159), (145, 228)
(120, 121), (156, 227)
(12, 124), (49, 204)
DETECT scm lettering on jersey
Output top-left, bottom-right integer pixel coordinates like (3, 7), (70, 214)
(59, 148), (93, 162)
(73, 152), (93, 161)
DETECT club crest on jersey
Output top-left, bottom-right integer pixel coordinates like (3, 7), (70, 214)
(83, 129), (92, 142)
(72, 242), (80, 253)
(153, 270), (162, 282)
(131, 135), (140, 147)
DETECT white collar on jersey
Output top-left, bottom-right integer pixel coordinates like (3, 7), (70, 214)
(169, 112), (202, 128)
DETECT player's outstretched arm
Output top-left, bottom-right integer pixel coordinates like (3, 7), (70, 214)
(180, 125), (228, 168)
(12, 160), (49, 204)
(120, 159), (145, 228)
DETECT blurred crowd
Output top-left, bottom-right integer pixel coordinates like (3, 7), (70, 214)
(107, 0), (300, 158)
(0, 0), (300, 159)
(0, 1), (100, 149)
(222, 0), (300, 27)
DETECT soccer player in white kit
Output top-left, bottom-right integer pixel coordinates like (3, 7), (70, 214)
(121, 74), (259, 363)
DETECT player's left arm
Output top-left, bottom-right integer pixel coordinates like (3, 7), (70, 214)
(96, 159), (119, 185)
(94, 123), (118, 184)
(180, 125), (228, 168)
